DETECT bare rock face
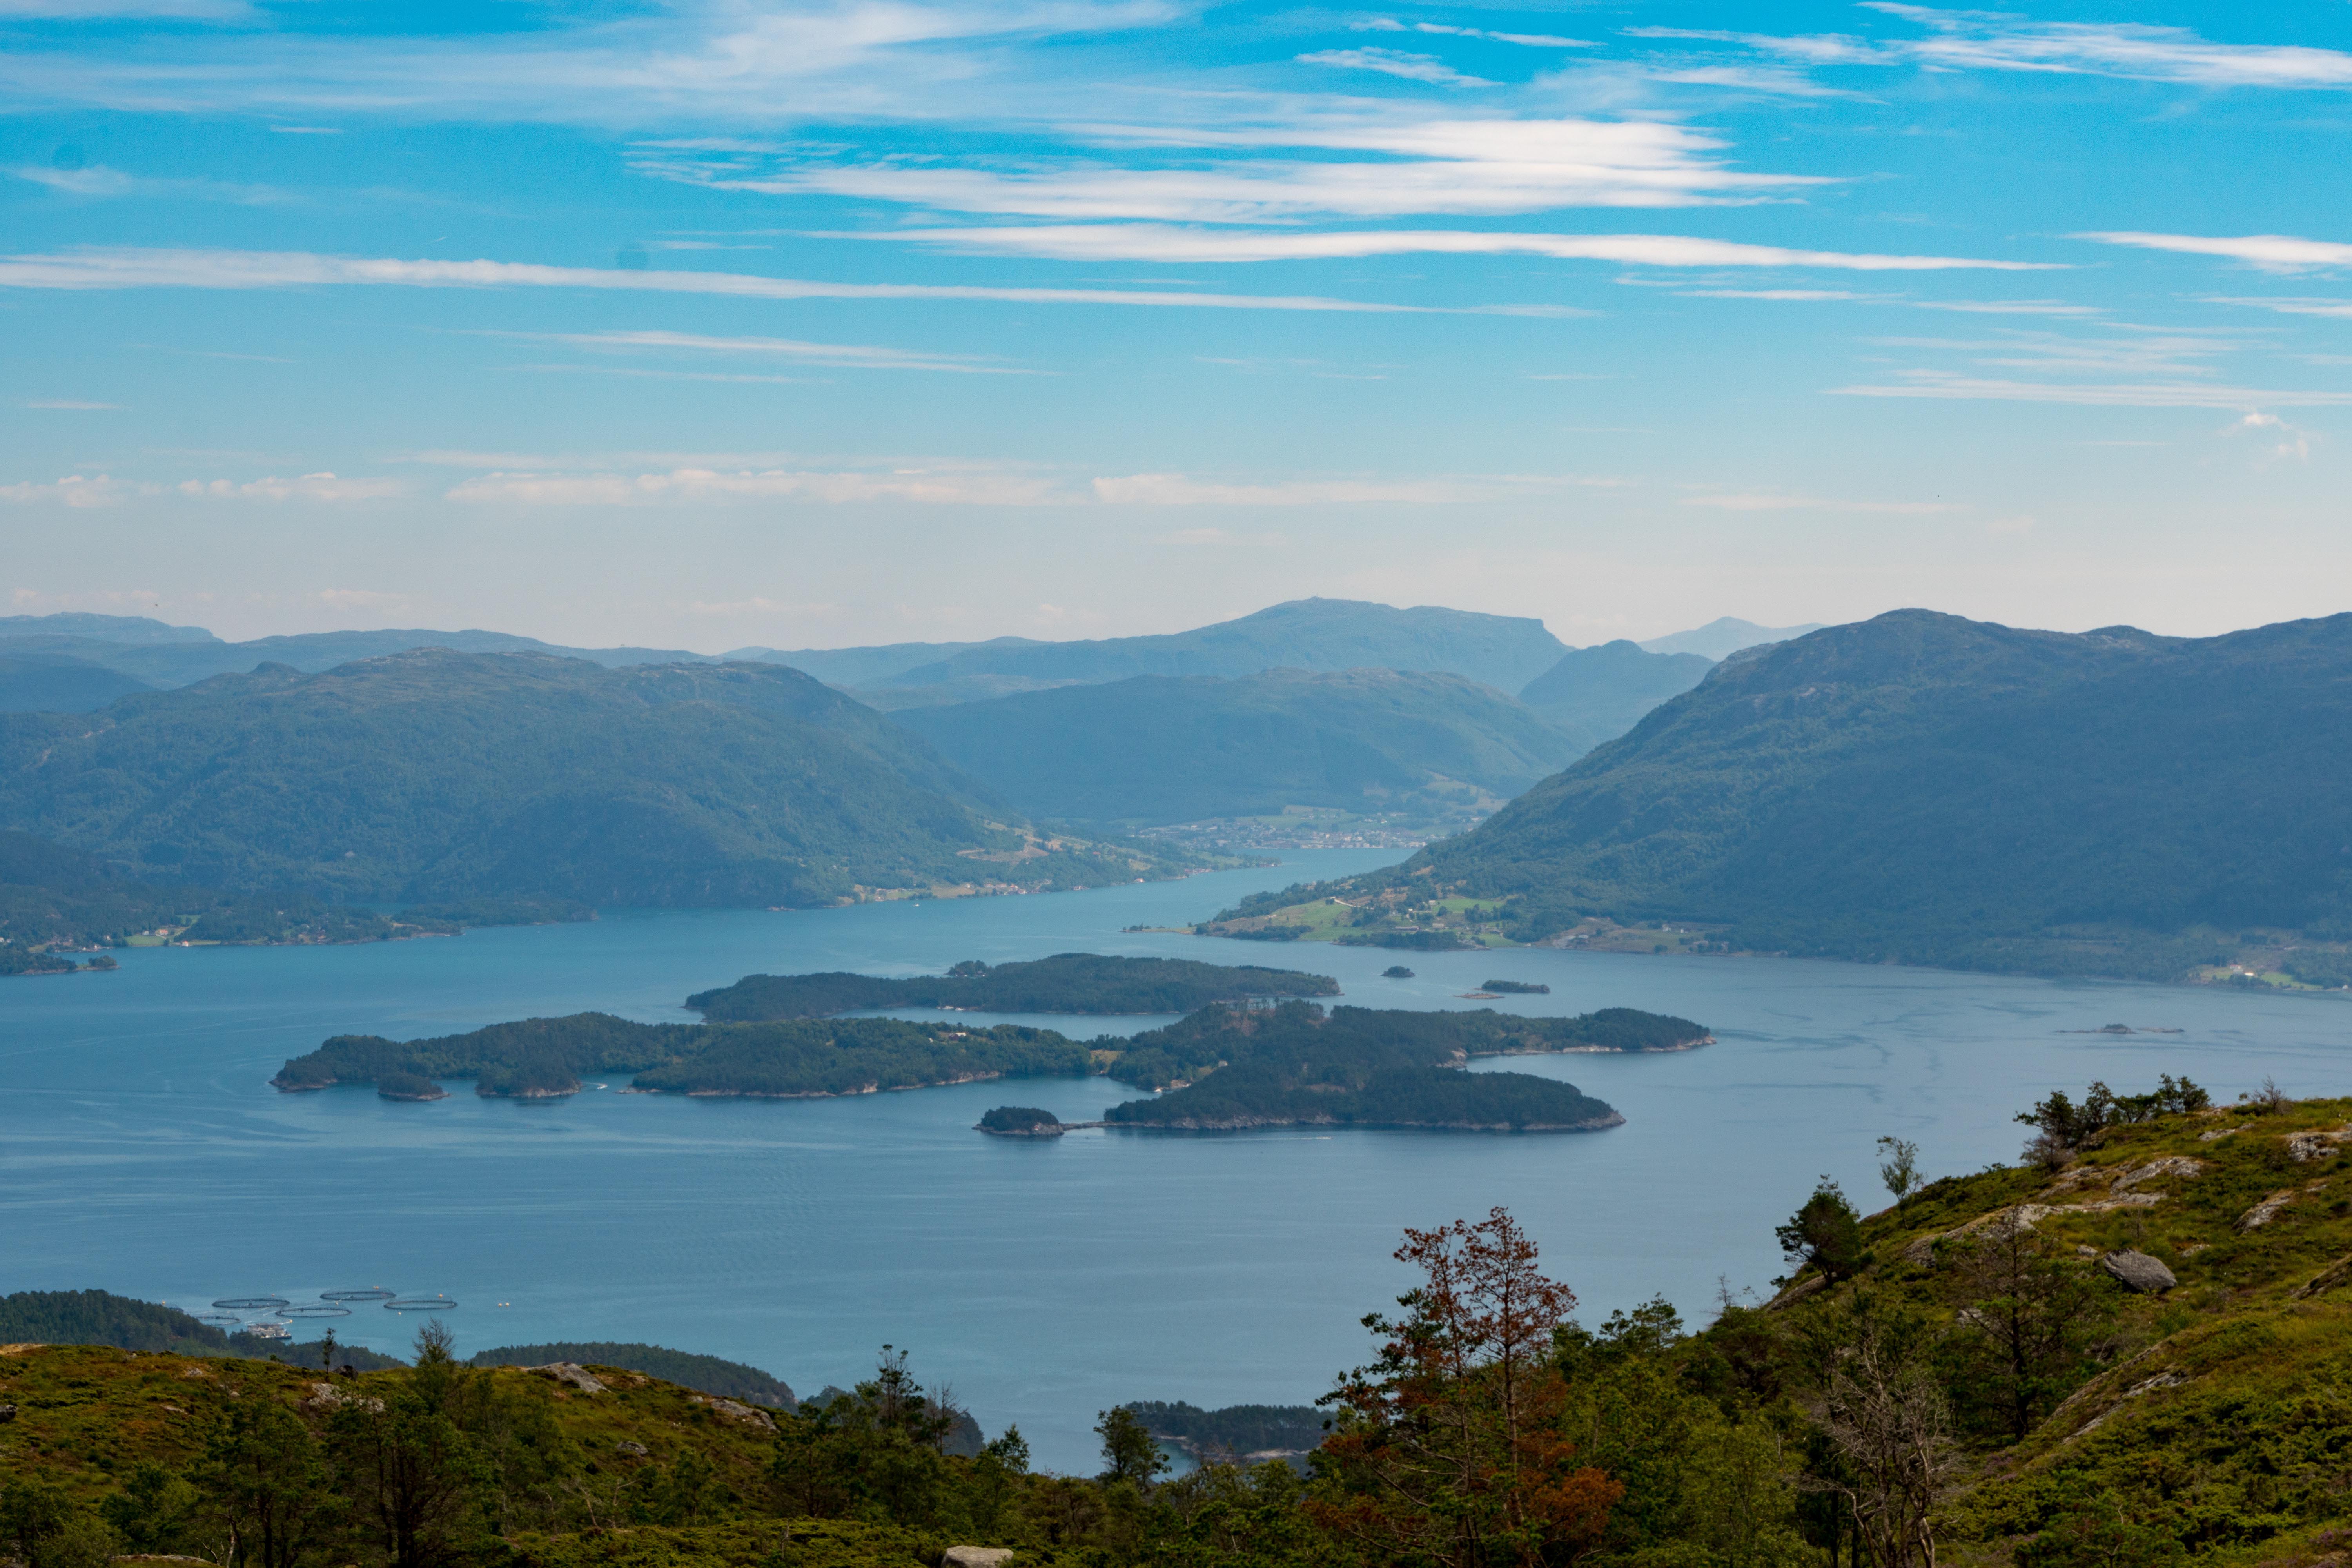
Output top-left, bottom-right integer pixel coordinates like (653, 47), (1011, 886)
(527, 1362), (607, 1394)
(615, 1440), (650, 1458)
(2100, 1250), (2178, 1294)
(691, 1393), (777, 1430)
(942, 1550), (1017, 1568)
(2237, 1189), (2299, 1232)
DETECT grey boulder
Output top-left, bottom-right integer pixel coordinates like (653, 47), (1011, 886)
(2100, 1249), (2177, 1293)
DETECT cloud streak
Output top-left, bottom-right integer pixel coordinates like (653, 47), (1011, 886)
(2081, 231), (2352, 272)
(0, 247), (1446, 313)
(857, 226), (2055, 270)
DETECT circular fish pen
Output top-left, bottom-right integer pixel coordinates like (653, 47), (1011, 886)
(211, 1297), (290, 1310)
(276, 1305), (352, 1319)
(193, 1312), (243, 1328)
(383, 1296), (457, 1312)
(320, 1289), (396, 1302)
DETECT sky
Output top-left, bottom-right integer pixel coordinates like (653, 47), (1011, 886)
(4, 0), (2352, 652)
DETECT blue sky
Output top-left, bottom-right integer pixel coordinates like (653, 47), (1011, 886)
(4, 0), (2351, 651)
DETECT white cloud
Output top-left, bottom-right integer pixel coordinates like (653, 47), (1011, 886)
(0, 0), (251, 15)
(1632, 9), (2352, 91)
(1354, 20), (1597, 49)
(1831, 372), (2352, 408)
(175, 472), (402, 500)
(860, 225), (2055, 269)
(478, 328), (1016, 374)
(0, 246), (1435, 313)
(0, 474), (137, 507)
(2081, 232), (2352, 273)
(447, 467), (1060, 506)
(14, 163), (291, 205)
(2207, 296), (2352, 320)
(638, 116), (1824, 221)
(1295, 48), (1494, 87)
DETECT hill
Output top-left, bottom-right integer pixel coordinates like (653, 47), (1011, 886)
(0, 612), (713, 691)
(470, 1342), (797, 1409)
(0, 651), (1183, 906)
(1636, 615), (1824, 659)
(892, 667), (1579, 828)
(726, 635), (1046, 688)
(1514, 641), (1716, 755)
(686, 953), (1339, 1020)
(0, 831), (550, 975)
(1289, 610), (2352, 979)
(0, 652), (157, 713)
(0, 1288), (405, 1368)
(863, 597), (1569, 693)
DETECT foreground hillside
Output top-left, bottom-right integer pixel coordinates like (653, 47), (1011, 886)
(0, 651), (1182, 907)
(893, 667), (1579, 828)
(1236, 610), (2352, 980)
(15, 1082), (2352, 1568)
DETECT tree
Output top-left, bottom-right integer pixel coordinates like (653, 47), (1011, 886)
(100, 1463), (200, 1555)
(1777, 1178), (1866, 1282)
(1936, 1223), (2114, 1442)
(1800, 1292), (1956, 1568)
(1316, 1207), (1621, 1568)
(1097, 1406), (1169, 1488)
(1877, 1138), (1922, 1202)
(317, 1329), (340, 1376)
(330, 1340), (489, 1568)
(194, 1389), (335, 1568)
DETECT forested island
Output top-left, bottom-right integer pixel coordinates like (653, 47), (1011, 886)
(277, 985), (1702, 1122)
(1094, 1002), (1661, 1131)
(687, 952), (1339, 1020)
(274, 1014), (1089, 1100)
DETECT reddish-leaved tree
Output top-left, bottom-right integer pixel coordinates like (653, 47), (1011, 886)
(1315, 1207), (1622, 1568)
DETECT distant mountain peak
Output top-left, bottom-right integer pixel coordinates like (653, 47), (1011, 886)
(1637, 617), (1825, 661)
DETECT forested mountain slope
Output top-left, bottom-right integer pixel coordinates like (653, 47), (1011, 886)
(1345, 610), (2352, 975)
(1514, 639), (1716, 755)
(0, 652), (1166, 906)
(893, 666), (1579, 826)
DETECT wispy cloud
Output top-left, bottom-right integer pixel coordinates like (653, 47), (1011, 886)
(2208, 296), (2352, 321)
(855, 226), (2054, 270)
(635, 117), (1824, 221)
(0, 247), (1441, 313)
(1832, 372), (2352, 408)
(475, 328), (1017, 374)
(1631, 7), (2352, 91)
(2, 470), (400, 504)
(1091, 472), (1617, 504)
(14, 163), (291, 205)
(447, 467), (1060, 506)
(2080, 232), (2352, 273)
(1353, 20), (1597, 50)
(1295, 48), (1494, 87)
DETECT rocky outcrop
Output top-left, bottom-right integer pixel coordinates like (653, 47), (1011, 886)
(1764, 1274), (1828, 1311)
(2293, 1253), (2352, 1300)
(2099, 1250), (2177, 1293)
(615, 1440), (650, 1457)
(942, 1549), (1016, 1568)
(692, 1394), (777, 1430)
(2287, 1127), (2352, 1162)
(527, 1363), (607, 1394)
(2237, 1189), (2299, 1232)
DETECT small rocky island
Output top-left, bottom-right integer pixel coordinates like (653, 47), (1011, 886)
(976, 1106), (1069, 1137)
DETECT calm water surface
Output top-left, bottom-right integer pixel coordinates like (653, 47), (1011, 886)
(4, 846), (2347, 1468)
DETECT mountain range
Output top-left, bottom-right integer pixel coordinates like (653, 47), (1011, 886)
(1314, 610), (2352, 977)
(894, 666), (1581, 827)
(0, 651), (1176, 906)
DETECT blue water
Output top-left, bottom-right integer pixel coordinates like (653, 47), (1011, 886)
(4, 846), (2346, 1471)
